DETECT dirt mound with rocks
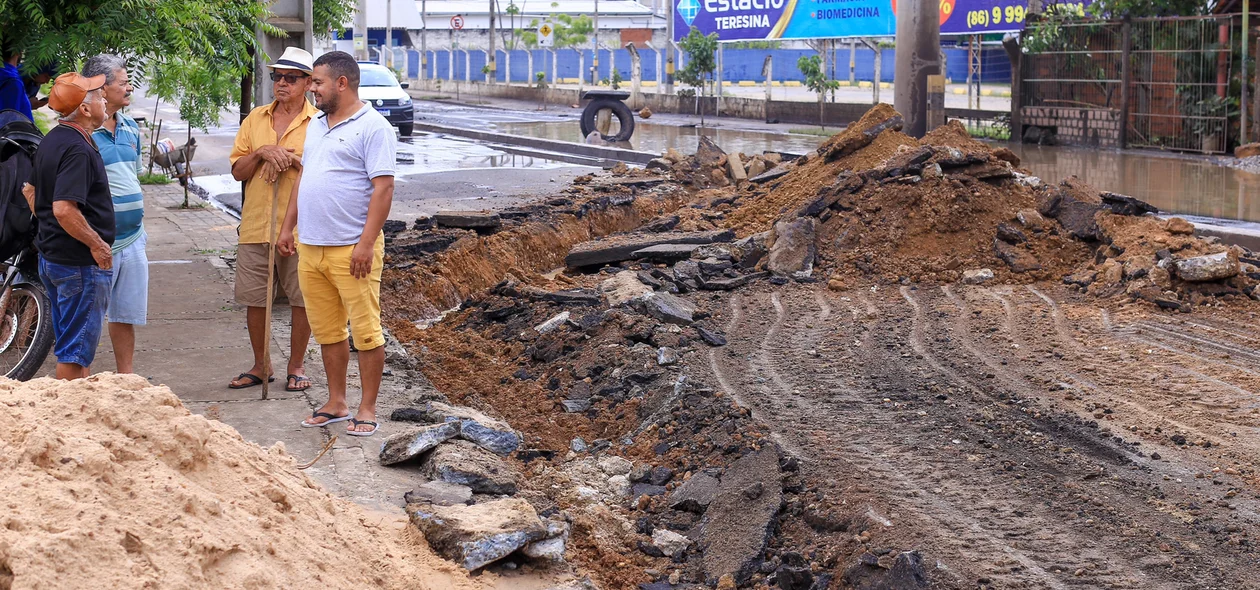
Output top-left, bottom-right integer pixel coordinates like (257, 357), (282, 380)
(0, 374), (476, 590)
(651, 105), (1260, 307)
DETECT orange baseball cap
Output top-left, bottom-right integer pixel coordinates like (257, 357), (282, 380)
(47, 72), (106, 116)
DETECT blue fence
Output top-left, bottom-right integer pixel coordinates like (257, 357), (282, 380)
(405, 47), (1013, 85)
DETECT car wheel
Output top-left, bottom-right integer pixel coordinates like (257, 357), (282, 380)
(398, 123), (413, 137)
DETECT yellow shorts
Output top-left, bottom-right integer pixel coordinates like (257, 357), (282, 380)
(295, 236), (384, 350)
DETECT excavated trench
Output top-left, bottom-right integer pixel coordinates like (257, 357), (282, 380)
(376, 109), (1260, 589)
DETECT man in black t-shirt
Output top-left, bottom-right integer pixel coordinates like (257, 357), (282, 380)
(31, 72), (114, 380)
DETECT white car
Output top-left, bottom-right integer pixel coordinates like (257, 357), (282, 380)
(357, 62), (414, 136)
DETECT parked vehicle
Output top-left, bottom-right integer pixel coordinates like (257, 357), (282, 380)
(357, 62), (415, 136)
(0, 110), (55, 380)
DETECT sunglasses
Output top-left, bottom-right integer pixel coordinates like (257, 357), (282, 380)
(269, 72), (308, 84)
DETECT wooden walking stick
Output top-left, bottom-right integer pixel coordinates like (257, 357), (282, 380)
(261, 176), (282, 401)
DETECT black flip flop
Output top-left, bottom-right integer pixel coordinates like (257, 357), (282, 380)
(345, 418), (378, 437)
(285, 374), (312, 392)
(301, 411), (351, 428)
(228, 373), (275, 389)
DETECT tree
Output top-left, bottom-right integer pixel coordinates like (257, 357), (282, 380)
(504, 2), (522, 50)
(798, 54), (839, 129)
(0, 0), (353, 131)
(676, 27), (718, 127)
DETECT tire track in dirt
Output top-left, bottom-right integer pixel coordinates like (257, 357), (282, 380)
(886, 287), (1256, 588)
(731, 288), (1152, 588)
(987, 288), (1219, 450)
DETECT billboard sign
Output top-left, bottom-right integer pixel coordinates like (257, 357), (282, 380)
(672, 0), (1087, 41)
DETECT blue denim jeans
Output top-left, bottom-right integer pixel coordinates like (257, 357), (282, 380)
(39, 257), (111, 367)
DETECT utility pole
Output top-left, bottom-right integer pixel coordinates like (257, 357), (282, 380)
(664, 0), (674, 92)
(421, 0), (428, 79)
(386, 0), (393, 68)
(488, 0), (497, 84)
(593, 0), (600, 85)
(893, 0), (941, 137)
(1243, 1), (1251, 143)
(354, 0), (369, 60)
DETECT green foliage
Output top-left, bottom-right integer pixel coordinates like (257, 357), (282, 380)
(148, 57), (240, 131)
(314, 0), (356, 40)
(0, 0), (349, 132)
(798, 55), (839, 97)
(138, 172), (172, 185)
(610, 70), (623, 90)
(1086, 0), (1203, 18)
(515, 14), (592, 50)
(728, 41), (781, 50)
(798, 54), (839, 127)
(676, 27), (718, 90)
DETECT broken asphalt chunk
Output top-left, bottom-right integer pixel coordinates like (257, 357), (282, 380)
(409, 497), (547, 570)
(379, 422), (460, 466)
(422, 439), (520, 495)
(696, 326), (728, 347)
(433, 210), (503, 230)
(404, 480), (473, 506)
(669, 472), (720, 513)
(1175, 251), (1239, 282)
(409, 401), (521, 455)
(698, 446), (783, 585)
(565, 230), (735, 268)
(632, 291), (695, 326)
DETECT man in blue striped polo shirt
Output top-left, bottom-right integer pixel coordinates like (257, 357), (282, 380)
(84, 55), (146, 373)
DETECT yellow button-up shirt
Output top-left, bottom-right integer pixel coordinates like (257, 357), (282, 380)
(229, 99), (319, 244)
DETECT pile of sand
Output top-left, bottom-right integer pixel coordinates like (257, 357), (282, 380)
(0, 374), (477, 590)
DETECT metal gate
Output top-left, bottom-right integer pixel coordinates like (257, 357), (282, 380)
(1022, 15), (1237, 154)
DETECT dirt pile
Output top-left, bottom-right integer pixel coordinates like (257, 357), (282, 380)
(641, 108), (1260, 308)
(388, 273), (821, 589)
(0, 374), (475, 590)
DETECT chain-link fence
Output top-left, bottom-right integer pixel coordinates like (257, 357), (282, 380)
(1022, 15), (1238, 154)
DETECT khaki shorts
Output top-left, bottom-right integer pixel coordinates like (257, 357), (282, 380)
(234, 243), (304, 307)
(296, 238), (384, 351)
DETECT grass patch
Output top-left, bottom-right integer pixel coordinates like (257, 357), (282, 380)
(138, 172), (172, 185)
(965, 124), (1011, 141)
(788, 127), (844, 137)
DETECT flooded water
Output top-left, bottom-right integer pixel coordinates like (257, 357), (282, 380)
(395, 133), (573, 174)
(1007, 144), (1260, 223)
(493, 121), (826, 159)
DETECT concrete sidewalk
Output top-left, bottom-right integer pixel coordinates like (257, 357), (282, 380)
(82, 183), (425, 512)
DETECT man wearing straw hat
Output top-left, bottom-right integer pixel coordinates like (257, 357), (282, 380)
(227, 47), (318, 392)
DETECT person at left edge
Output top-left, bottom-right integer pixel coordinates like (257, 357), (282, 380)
(0, 42), (34, 121)
(31, 72), (114, 380)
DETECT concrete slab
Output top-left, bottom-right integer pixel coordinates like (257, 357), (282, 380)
(185, 398), (328, 460)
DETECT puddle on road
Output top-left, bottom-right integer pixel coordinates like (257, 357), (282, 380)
(395, 133), (573, 174)
(1009, 144), (1260, 224)
(493, 120), (825, 158)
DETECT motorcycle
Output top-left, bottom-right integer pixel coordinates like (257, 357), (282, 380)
(0, 109), (54, 380)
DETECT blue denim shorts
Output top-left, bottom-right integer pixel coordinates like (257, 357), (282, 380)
(39, 257), (112, 367)
(107, 233), (148, 325)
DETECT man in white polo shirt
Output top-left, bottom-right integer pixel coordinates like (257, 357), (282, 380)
(277, 51), (395, 437)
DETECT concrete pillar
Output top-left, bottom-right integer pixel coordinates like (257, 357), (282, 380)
(465, 50), (471, 83)
(254, 0), (315, 107)
(628, 43), (643, 108)
(849, 39), (856, 85)
(893, 0), (941, 138)
(505, 50), (511, 84)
